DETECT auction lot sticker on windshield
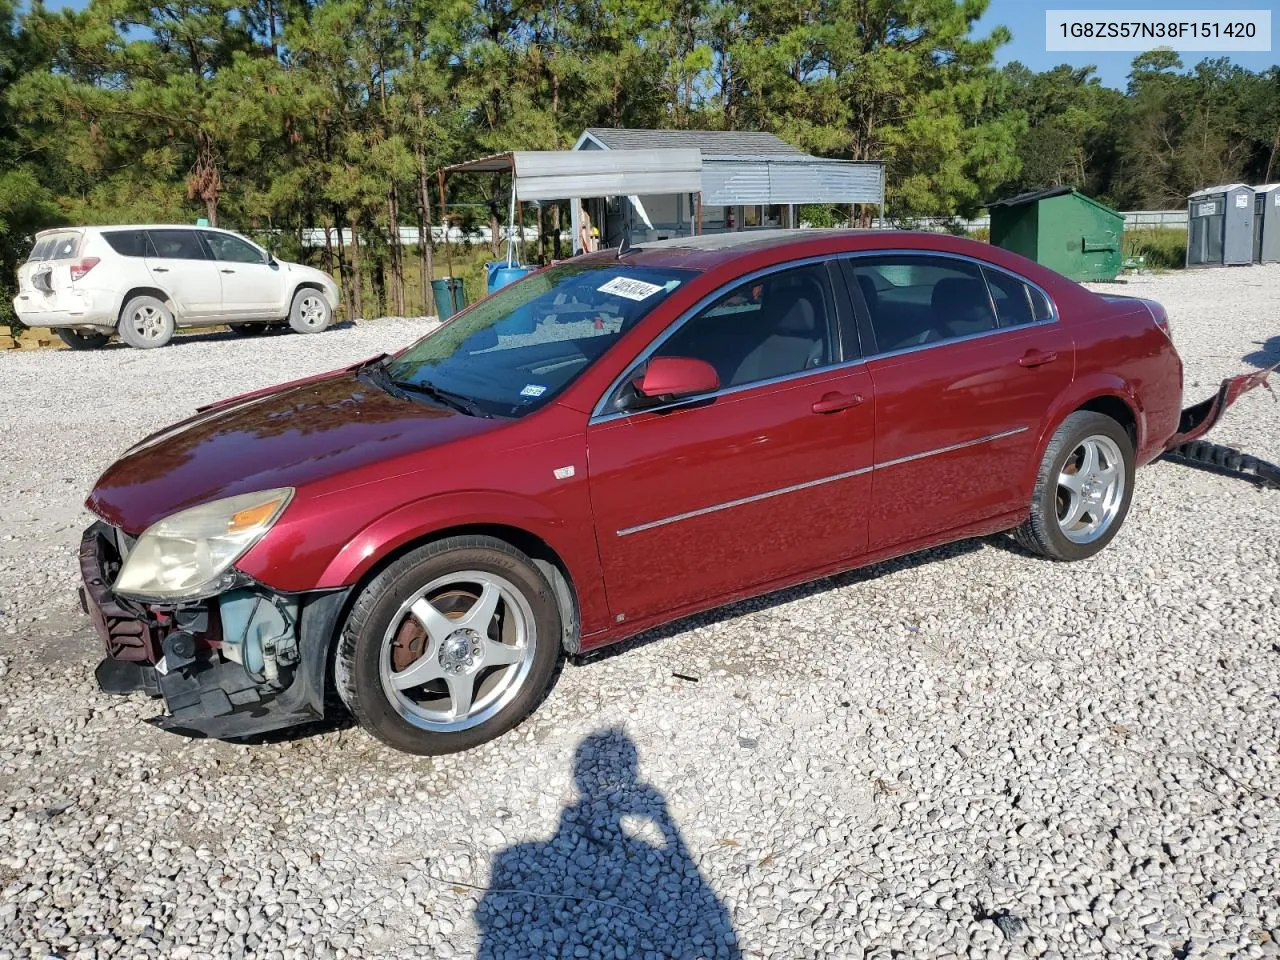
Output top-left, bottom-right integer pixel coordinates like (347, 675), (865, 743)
(598, 276), (665, 301)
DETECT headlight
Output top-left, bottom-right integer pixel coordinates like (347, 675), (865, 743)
(113, 488), (293, 602)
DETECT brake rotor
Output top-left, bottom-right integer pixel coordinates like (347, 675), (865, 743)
(390, 588), (475, 672)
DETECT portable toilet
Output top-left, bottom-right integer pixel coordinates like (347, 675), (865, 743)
(1254, 184), (1280, 264)
(1187, 183), (1255, 266)
(987, 186), (1124, 281)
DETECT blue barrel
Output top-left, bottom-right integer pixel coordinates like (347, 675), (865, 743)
(430, 277), (466, 320)
(486, 261), (534, 295)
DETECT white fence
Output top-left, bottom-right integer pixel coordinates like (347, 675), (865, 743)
(297, 210), (1189, 248)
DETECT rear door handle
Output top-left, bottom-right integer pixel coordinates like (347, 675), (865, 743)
(1018, 350), (1058, 368)
(811, 391), (865, 414)
(152, 267), (168, 273)
(220, 268), (235, 274)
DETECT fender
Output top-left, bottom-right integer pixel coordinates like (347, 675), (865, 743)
(314, 488), (611, 636)
(1023, 374), (1140, 496)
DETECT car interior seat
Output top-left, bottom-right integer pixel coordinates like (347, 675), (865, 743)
(730, 274), (827, 385)
(932, 277), (996, 339)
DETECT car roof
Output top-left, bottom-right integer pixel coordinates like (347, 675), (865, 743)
(35, 224), (249, 237)
(601, 228), (983, 270)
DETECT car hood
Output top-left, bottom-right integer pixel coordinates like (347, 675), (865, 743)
(87, 370), (500, 533)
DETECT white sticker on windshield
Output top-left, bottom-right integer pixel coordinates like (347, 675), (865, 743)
(598, 276), (665, 301)
(520, 384), (547, 398)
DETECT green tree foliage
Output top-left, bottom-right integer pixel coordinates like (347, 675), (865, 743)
(1, 0), (1278, 320)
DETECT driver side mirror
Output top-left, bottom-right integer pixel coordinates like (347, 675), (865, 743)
(627, 356), (720, 408)
(264, 251), (278, 267)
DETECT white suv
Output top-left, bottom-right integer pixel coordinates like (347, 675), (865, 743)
(13, 225), (341, 349)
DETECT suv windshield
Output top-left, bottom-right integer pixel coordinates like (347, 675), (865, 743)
(385, 260), (696, 418)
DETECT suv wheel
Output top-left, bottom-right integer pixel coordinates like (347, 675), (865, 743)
(336, 536), (561, 755)
(288, 290), (332, 334)
(57, 328), (110, 350)
(118, 296), (175, 349)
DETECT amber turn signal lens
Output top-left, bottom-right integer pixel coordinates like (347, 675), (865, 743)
(227, 498), (286, 533)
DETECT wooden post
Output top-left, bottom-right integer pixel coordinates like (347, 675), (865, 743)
(695, 193), (702, 235)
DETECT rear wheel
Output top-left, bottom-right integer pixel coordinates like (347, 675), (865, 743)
(1014, 411), (1135, 561)
(118, 296), (175, 349)
(56, 328), (110, 350)
(336, 536), (561, 755)
(288, 289), (331, 334)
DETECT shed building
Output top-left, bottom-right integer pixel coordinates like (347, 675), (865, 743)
(1187, 183), (1255, 267)
(987, 186), (1124, 281)
(571, 128), (885, 252)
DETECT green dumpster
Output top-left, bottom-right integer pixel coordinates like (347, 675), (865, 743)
(987, 186), (1124, 281)
(430, 277), (467, 320)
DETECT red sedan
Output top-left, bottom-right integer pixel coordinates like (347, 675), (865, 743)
(80, 230), (1262, 753)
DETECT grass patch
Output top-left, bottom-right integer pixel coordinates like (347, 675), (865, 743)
(1124, 228), (1186, 270)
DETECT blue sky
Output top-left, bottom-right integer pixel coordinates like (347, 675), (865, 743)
(975, 0), (1277, 88)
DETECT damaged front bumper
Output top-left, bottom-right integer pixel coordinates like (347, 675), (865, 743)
(80, 521), (350, 740)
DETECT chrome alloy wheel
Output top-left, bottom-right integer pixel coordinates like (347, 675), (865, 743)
(1056, 434), (1126, 544)
(127, 304), (169, 342)
(378, 572), (536, 733)
(297, 295), (327, 328)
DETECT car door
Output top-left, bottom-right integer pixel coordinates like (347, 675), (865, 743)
(143, 229), (222, 320)
(202, 231), (283, 319)
(586, 260), (875, 627)
(845, 253), (1075, 552)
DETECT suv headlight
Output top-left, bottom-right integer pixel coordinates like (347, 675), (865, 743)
(113, 488), (293, 602)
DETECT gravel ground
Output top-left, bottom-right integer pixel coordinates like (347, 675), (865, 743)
(1, 268), (1279, 960)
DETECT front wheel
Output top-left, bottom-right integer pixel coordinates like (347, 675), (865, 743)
(288, 289), (332, 334)
(335, 536), (561, 755)
(1014, 411), (1135, 561)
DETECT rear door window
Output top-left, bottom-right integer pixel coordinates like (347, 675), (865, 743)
(849, 255), (997, 353)
(146, 229), (208, 259)
(101, 230), (152, 258)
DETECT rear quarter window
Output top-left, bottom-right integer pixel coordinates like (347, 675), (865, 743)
(101, 230), (151, 257)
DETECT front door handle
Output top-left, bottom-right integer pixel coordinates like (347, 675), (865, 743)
(1018, 349), (1058, 368)
(811, 391), (865, 414)
(152, 267), (168, 273)
(220, 268), (235, 274)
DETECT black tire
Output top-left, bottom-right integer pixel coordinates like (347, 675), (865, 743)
(56, 328), (110, 350)
(117, 295), (175, 349)
(288, 288), (332, 334)
(1014, 411), (1135, 561)
(229, 323), (270, 335)
(335, 536), (561, 755)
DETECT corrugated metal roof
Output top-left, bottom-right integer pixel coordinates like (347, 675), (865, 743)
(583, 128), (806, 157)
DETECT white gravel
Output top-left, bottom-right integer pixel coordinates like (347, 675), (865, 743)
(2, 270), (1279, 960)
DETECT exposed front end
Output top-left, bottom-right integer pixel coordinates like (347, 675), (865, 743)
(80, 519), (349, 739)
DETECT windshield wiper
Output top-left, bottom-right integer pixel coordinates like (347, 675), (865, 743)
(392, 378), (492, 418)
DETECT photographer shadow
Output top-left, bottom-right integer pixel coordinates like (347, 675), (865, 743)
(475, 729), (741, 960)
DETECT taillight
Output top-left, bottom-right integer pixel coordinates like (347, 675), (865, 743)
(70, 257), (100, 282)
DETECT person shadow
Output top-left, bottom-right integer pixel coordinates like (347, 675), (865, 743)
(475, 729), (741, 960)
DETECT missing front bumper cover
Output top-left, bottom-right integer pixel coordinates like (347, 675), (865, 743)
(81, 521), (351, 740)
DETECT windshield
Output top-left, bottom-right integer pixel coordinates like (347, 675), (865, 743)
(385, 261), (696, 418)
